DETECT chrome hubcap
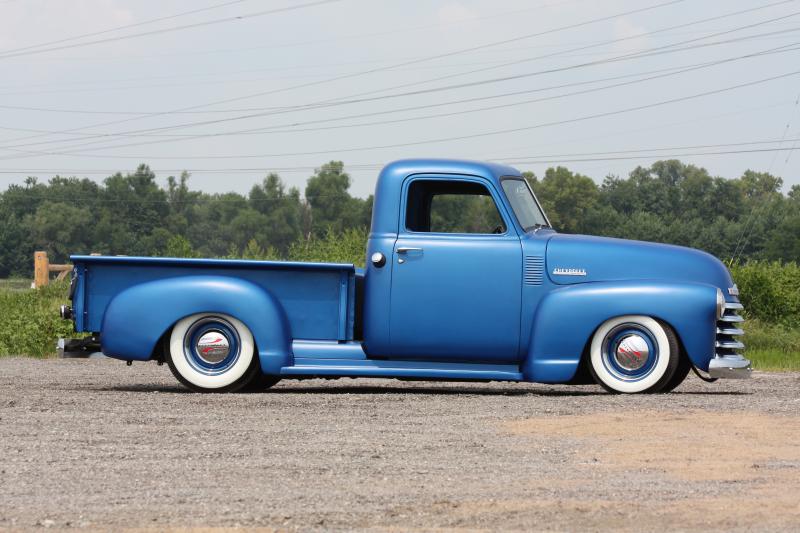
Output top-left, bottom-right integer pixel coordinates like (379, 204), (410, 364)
(613, 334), (650, 371)
(195, 331), (230, 364)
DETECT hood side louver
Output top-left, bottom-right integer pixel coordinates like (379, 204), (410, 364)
(524, 256), (545, 285)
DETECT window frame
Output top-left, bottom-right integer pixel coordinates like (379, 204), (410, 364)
(499, 176), (552, 231)
(400, 174), (516, 237)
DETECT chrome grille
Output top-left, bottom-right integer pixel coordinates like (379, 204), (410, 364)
(716, 301), (745, 358)
(524, 256), (545, 286)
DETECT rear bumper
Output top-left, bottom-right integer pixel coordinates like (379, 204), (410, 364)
(708, 353), (752, 379)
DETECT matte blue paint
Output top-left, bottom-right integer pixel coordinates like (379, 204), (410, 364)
(99, 275), (293, 374)
(67, 159), (740, 386)
(291, 340), (367, 360)
(73, 255), (356, 341)
(282, 357), (523, 381)
(524, 281), (719, 381)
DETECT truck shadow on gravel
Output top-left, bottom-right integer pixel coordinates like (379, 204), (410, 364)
(88, 383), (750, 396)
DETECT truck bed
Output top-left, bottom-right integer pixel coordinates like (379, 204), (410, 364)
(70, 255), (356, 341)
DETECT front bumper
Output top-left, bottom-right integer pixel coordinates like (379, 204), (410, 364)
(708, 353), (752, 379)
(708, 301), (752, 379)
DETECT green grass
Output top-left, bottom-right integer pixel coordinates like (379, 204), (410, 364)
(0, 278), (31, 291)
(740, 318), (800, 371)
(0, 281), (75, 358)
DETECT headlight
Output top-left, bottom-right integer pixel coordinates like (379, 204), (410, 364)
(716, 288), (725, 319)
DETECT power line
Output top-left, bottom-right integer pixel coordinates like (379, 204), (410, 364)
(730, 88), (800, 263)
(12, 0), (591, 63)
(0, 0), (343, 60)
(1, 145), (798, 207)
(504, 146), (800, 165)
(0, 0), (250, 56)
(0, 0), (686, 149)
(3, 137), (800, 174)
(6, 40), (797, 146)
(4, 20), (796, 158)
(5, 62), (800, 163)
(327, 0), (800, 102)
(3, 97), (793, 179)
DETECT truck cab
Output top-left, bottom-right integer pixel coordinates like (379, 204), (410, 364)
(62, 159), (751, 393)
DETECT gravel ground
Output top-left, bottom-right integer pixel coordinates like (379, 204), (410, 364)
(1, 357), (799, 532)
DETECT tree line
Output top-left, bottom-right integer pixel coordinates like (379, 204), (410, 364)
(0, 159), (798, 277)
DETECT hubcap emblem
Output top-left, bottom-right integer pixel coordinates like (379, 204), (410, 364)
(614, 334), (650, 371)
(196, 332), (230, 364)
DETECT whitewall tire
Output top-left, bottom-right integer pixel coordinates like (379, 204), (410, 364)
(589, 315), (680, 394)
(165, 313), (260, 393)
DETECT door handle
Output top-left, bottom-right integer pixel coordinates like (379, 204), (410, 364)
(396, 247), (423, 254)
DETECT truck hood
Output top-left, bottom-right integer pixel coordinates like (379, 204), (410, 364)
(545, 233), (734, 290)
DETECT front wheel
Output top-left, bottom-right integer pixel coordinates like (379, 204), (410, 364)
(165, 313), (262, 393)
(588, 315), (680, 394)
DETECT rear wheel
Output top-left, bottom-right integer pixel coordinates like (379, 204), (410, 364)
(588, 315), (680, 394)
(165, 313), (262, 393)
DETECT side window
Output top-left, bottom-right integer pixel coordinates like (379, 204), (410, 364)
(405, 180), (506, 234)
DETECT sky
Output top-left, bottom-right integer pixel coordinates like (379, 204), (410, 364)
(0, 0), (799, 198)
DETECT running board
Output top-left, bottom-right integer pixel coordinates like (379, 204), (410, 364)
(283, 341), (523, 381)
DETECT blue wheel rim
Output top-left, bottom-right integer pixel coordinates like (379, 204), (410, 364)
(601, 323), (659, 382)
(182, 316), (241, 376)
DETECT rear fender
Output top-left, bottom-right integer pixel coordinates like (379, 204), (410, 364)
(523, 281), (717, 382)
(101, 275), (291, 374)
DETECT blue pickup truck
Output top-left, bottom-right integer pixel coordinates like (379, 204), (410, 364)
(60, 159), (751, 393)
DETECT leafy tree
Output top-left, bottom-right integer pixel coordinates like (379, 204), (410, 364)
(305, 161), (368, 234)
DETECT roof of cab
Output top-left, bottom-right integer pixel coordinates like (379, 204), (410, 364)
(378, 158), (521, 186)
(370, 159), (523, 235)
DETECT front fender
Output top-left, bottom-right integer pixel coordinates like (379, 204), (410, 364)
(523, 281), (717, 382)
(101, 275), (291, 375)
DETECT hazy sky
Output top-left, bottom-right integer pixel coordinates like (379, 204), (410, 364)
(1, 0), (799, 198)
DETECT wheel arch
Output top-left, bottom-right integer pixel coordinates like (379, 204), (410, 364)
(522, 281), (718, 382)
(100, 275), (291, 374)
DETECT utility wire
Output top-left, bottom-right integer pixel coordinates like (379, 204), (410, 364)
(5, 39), (798, 146)
(0, 0), (251, 56)
(730, 88), (800, 263)
(3, 137), (800, 174)
(4, 46), (799, 162)
(324, 0), (800, 102)
(4, 19), (796, 156)
(1, 146), (799, 207)
(0, 0), (686, 148)
(0, 0), (343, 60)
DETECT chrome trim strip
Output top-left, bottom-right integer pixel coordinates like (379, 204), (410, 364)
(724, 302), (744, 310)
(719, 314), (744, 323)
(708, 353), (752, 379)
(715, 340), (745, 350)
(716, 327), (744, 336)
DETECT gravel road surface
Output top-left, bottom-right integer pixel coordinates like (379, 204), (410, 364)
(1, 357), (799, 532)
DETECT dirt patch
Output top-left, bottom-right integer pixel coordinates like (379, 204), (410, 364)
(500, 411), (800, 530)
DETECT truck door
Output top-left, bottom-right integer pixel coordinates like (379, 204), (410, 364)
(389, 176), (522, 363)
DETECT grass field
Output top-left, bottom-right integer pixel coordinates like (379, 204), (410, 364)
(0, 281), (76, 358)
(1, 280), (798, 370)
(0, 278), (31, 291)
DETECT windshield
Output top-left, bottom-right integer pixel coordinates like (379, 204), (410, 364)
(501, 178), (549, 232)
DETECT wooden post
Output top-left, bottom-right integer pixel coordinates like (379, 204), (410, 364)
(34, 251), (49, 288)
